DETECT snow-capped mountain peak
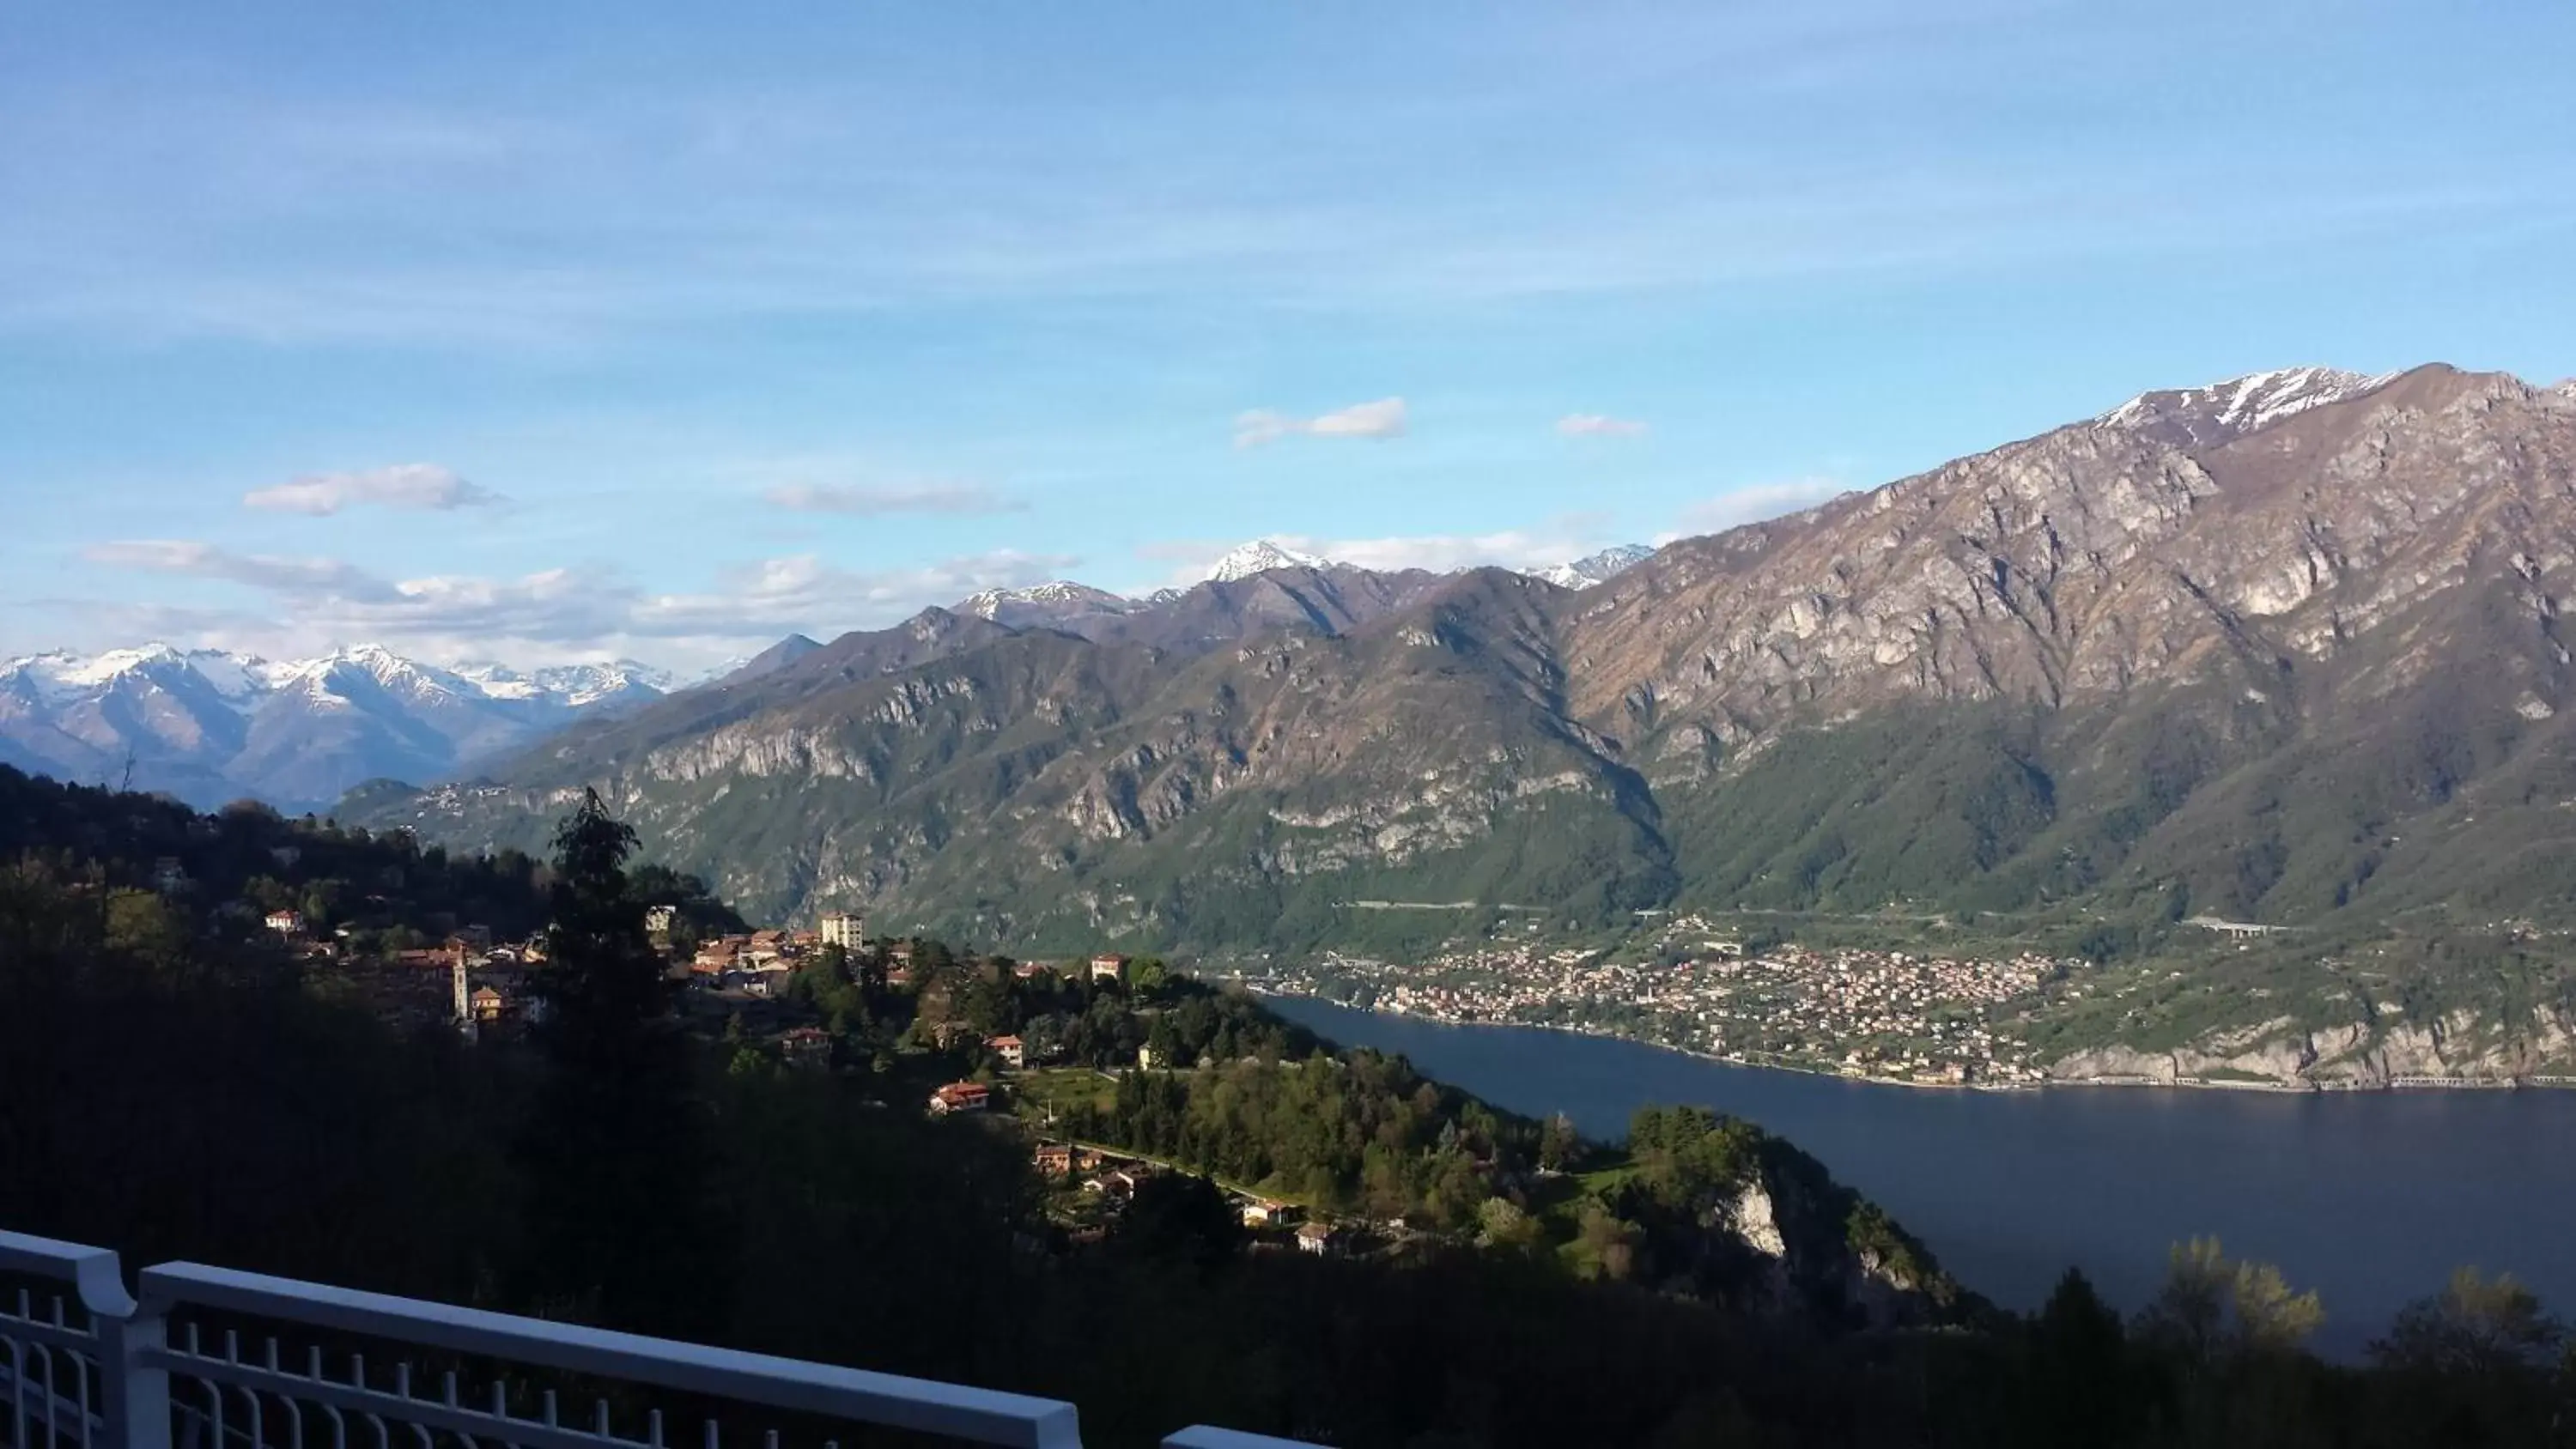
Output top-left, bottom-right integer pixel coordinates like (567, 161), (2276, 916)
(1525, 544), (1654, 590)
(1206, 539), (1329, 582)
(957, 580), (1137, 621)
(0, 642), (677, 812)
(1, 642), (291, 708)
(2099, 366), (2399, 444)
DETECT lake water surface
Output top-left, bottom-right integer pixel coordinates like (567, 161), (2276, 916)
(1264, 995), (2576, 1356)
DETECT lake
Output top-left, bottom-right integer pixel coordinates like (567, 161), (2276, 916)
(1264, 994), (2576, 1356)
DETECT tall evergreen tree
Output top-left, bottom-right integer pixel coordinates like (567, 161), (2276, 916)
(514, 789), (732, 1338)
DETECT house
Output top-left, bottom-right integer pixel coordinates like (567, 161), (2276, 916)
(1089, 954), (1128, 982)
(469, 985), (508, 1023)
(1241, 1199), (1303, 1229)
(644, 905), (678, 938)
(817, 912), (866, 949)
(1012, 961), (1047, 980)
(928, 1082), (991, 1115)
(264, 910), (306, 937)
(1033, 1143), (1073, 1176)
(1136, 1044), (1160, 1071)
(886, 965), (915, 989)
(780, 1027), (833, 1065)
(987, 1035), (1025, 1070)
(1296, 1222), (1341, 1256)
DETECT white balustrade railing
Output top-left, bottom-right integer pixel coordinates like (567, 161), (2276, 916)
(0, 1234), (1301, 1449)
(0, 1229), (143, 1449)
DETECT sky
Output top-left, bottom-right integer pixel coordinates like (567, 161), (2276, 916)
(4, 1), (2573, 674)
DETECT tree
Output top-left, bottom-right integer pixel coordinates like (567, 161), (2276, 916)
(104, 888), (190, 975)
(1113, 1172), (1243, 1272)
(1128, 955), (1171, 994)
(2373, 1268), (2565, 1375)
(1538, 1112), (1581, 1173)
(513, 790), (731, 1338)
(534, 792), (663, 1037)
(2029, 1269), (2128, 1449)
(1475, 1197), (1542, 1252)
(2230, 1257), (2324, 1354)
(2138, 1237), (2322, 1366)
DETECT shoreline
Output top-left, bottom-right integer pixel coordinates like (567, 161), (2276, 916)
(1243, 985), (2573, 1096)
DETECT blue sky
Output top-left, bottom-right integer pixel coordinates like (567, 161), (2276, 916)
(4, 1), (2572, 671)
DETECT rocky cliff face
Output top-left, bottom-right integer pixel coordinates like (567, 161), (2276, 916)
(1561, 365), (2575, 766)
(2051, 1001), (2576, 1088)
(350, 365), (2576, 1061)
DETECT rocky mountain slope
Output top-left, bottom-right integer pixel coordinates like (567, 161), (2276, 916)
(346, 363), (2576, 1075)
(0, 643), (669, 812)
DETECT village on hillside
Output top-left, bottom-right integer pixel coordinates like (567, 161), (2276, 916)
(271, 901), (1374, 1255)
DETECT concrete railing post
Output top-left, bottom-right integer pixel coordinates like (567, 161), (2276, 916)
(98, 1307), (172, 1449)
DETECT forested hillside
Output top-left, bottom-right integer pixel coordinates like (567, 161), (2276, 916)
(9, 783), (2574, 1446)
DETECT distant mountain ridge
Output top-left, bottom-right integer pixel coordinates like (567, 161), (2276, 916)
(0, 643), (671, 812)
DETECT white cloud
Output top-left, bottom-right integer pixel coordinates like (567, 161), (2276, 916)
(1556, 413), (1649, 437)
(242, 464), (501, 515)
(82, 540), (400, 597)
(1654, 477), (1847, 543)
(73, 537), (1076, 670)
(762, 482), (1024, 515)
(1233, 397), (1408, 448)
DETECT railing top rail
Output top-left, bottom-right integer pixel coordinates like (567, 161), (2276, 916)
(137, 1262), (1081, 1449)
(0, 1228), (138, 1319)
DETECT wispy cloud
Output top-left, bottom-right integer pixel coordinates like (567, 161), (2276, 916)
(1656, 477), (1847, 543)
(5, 11), (2571, 355)
(762, 482), (1024, 515)
(1556, 413), (1648, 438)
(74, 537), (1074, 666)
(82, 540), (400, 597)
(1232, 397), (1408, 448)
(242, 464), (501, 515)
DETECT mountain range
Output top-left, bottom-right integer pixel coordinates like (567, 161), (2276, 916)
(0, 644), (672, 813)
(3, 542), (1655, 818)
(334, 362), (2576, 1050)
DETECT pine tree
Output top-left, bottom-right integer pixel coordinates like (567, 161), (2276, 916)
(513, 790), (732, 1338)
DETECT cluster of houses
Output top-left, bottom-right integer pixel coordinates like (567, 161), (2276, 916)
(1021, 1142), (1346, 1254)
(677, 912), (855, 996)
(252, 901), (546, 1034)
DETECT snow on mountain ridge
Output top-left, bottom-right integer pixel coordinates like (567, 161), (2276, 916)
(0, 641), (679, 811)
(957, 580), (1139, 620)
(3, 642), (671, 713)
(1526, 544), (1654, 589)
(1206, 539), (1329, 582)
(2099, 366), (2399, 437)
